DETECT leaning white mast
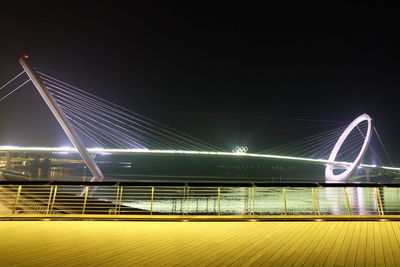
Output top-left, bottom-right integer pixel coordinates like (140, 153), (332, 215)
(19, 56), (104, 181)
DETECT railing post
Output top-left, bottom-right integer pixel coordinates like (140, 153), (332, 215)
(181, 186), (186, 214)
(375, 187), (384, 215)
(282, 188), (287, 215)
(312, 188), (321, 215)
(114, 186), (123, 215)
(251, 187), (256, 215)
(186, 186), (190, 215)
(150, 186), (155, 215)
(5, 152), (11, 171)
(117, 186), (123, 215)
(379, 188), (384, 215)
(12, 185), (22, 214)
(247, 187), (251, 215)
(45, 186), (54, 214)
(344, 187), (351, 215)
(49, 185), (58, 214)
(217, 187), (221, 215)
(312, 188), (315, 215)
(82, 186), (89, 214)
(315, 188), (321, 215)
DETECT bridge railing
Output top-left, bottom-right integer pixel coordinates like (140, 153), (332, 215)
(0, 182), (398, 216)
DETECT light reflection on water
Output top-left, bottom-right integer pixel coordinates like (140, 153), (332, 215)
(116, 187), (400, 216)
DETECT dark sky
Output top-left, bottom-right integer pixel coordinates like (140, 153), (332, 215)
(1, 2), (400, 163)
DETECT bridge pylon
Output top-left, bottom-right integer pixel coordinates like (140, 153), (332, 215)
(19, 56), (104, 181)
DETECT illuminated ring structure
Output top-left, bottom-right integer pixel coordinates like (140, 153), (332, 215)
(325, 114), (372, 182)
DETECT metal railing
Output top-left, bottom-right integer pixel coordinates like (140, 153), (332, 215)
(0, 182), (399, 216)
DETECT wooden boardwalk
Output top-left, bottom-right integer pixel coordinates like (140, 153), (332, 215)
(0, 221), (400, 266)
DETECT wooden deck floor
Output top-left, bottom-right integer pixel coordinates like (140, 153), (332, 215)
(0, 221), (400, 266)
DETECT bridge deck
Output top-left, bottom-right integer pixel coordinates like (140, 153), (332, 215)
(0, 221), (399, 266)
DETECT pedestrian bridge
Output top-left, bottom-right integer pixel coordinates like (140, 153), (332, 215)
(1, 57), (399, 184)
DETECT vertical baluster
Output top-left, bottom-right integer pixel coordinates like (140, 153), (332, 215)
(312, 188), (321, 215)
(344, 188), (351, 215)
(252, 187), (256, 215)
(118, 186), (124, 215)
(49, 185), (58, 214)
(247, 187), (251, 215)
(12, 185), (22, 214)
(186, 187), (190, 215)
(45, 186), (54, 215)
(150, 186), (155, 215)
(375, 187), (384, 215)
(283, 188), (287, 215)
(315, 188), (320, 215)
(217, 187), (221, 215)
(82, 186), (89, 214)
(114, 186), (120, 215)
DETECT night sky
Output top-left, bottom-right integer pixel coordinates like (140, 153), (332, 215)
(1, 2), (400, 163)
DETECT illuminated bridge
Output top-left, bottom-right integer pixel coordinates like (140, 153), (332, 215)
(0, 57), (399, 185)
(0, 146), (399, 183)
(2, 57), (400, 266)
(0, 57), (400, 217)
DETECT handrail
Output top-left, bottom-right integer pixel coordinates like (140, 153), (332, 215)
(0, 181), (399, 187)
(0, 182), (398, 217)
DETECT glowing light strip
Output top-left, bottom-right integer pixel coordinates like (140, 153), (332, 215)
(0, 146), (399, 171)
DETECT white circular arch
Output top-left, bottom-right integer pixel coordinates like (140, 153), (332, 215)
(325, 114), (372, 181)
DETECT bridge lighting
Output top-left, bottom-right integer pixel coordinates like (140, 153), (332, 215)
(22, 54), (29, 59)
(0, 146), (399, 171)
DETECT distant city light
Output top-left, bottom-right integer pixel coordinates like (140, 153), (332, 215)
(52, 151), (69, 155)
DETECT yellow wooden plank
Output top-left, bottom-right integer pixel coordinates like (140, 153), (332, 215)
(270, 222), (323, 266)
(302, 222), (342, 266)
(52, 222), (186, 266)
(270, 222), (327, 266)
(222, 222), (298, 266)
(201, 222), (286, 266)
(150, 222), (243, 266)
(324, 221), (351, 266)
(364, 222), (376, 266)
(373, 222), (385, 266)
(312, 221), (346, 266)
(126, 222), (228, 265)
(387, 222), (400, 266)
(247, 222), (314, 266)
(0, 221), (399, 266)
(192, 223), (271, 266)
(354, 221), (367, 267)
(379, 221), (396, 266)
(343, 221), (362, 266)
(288, 221), (333, 266)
